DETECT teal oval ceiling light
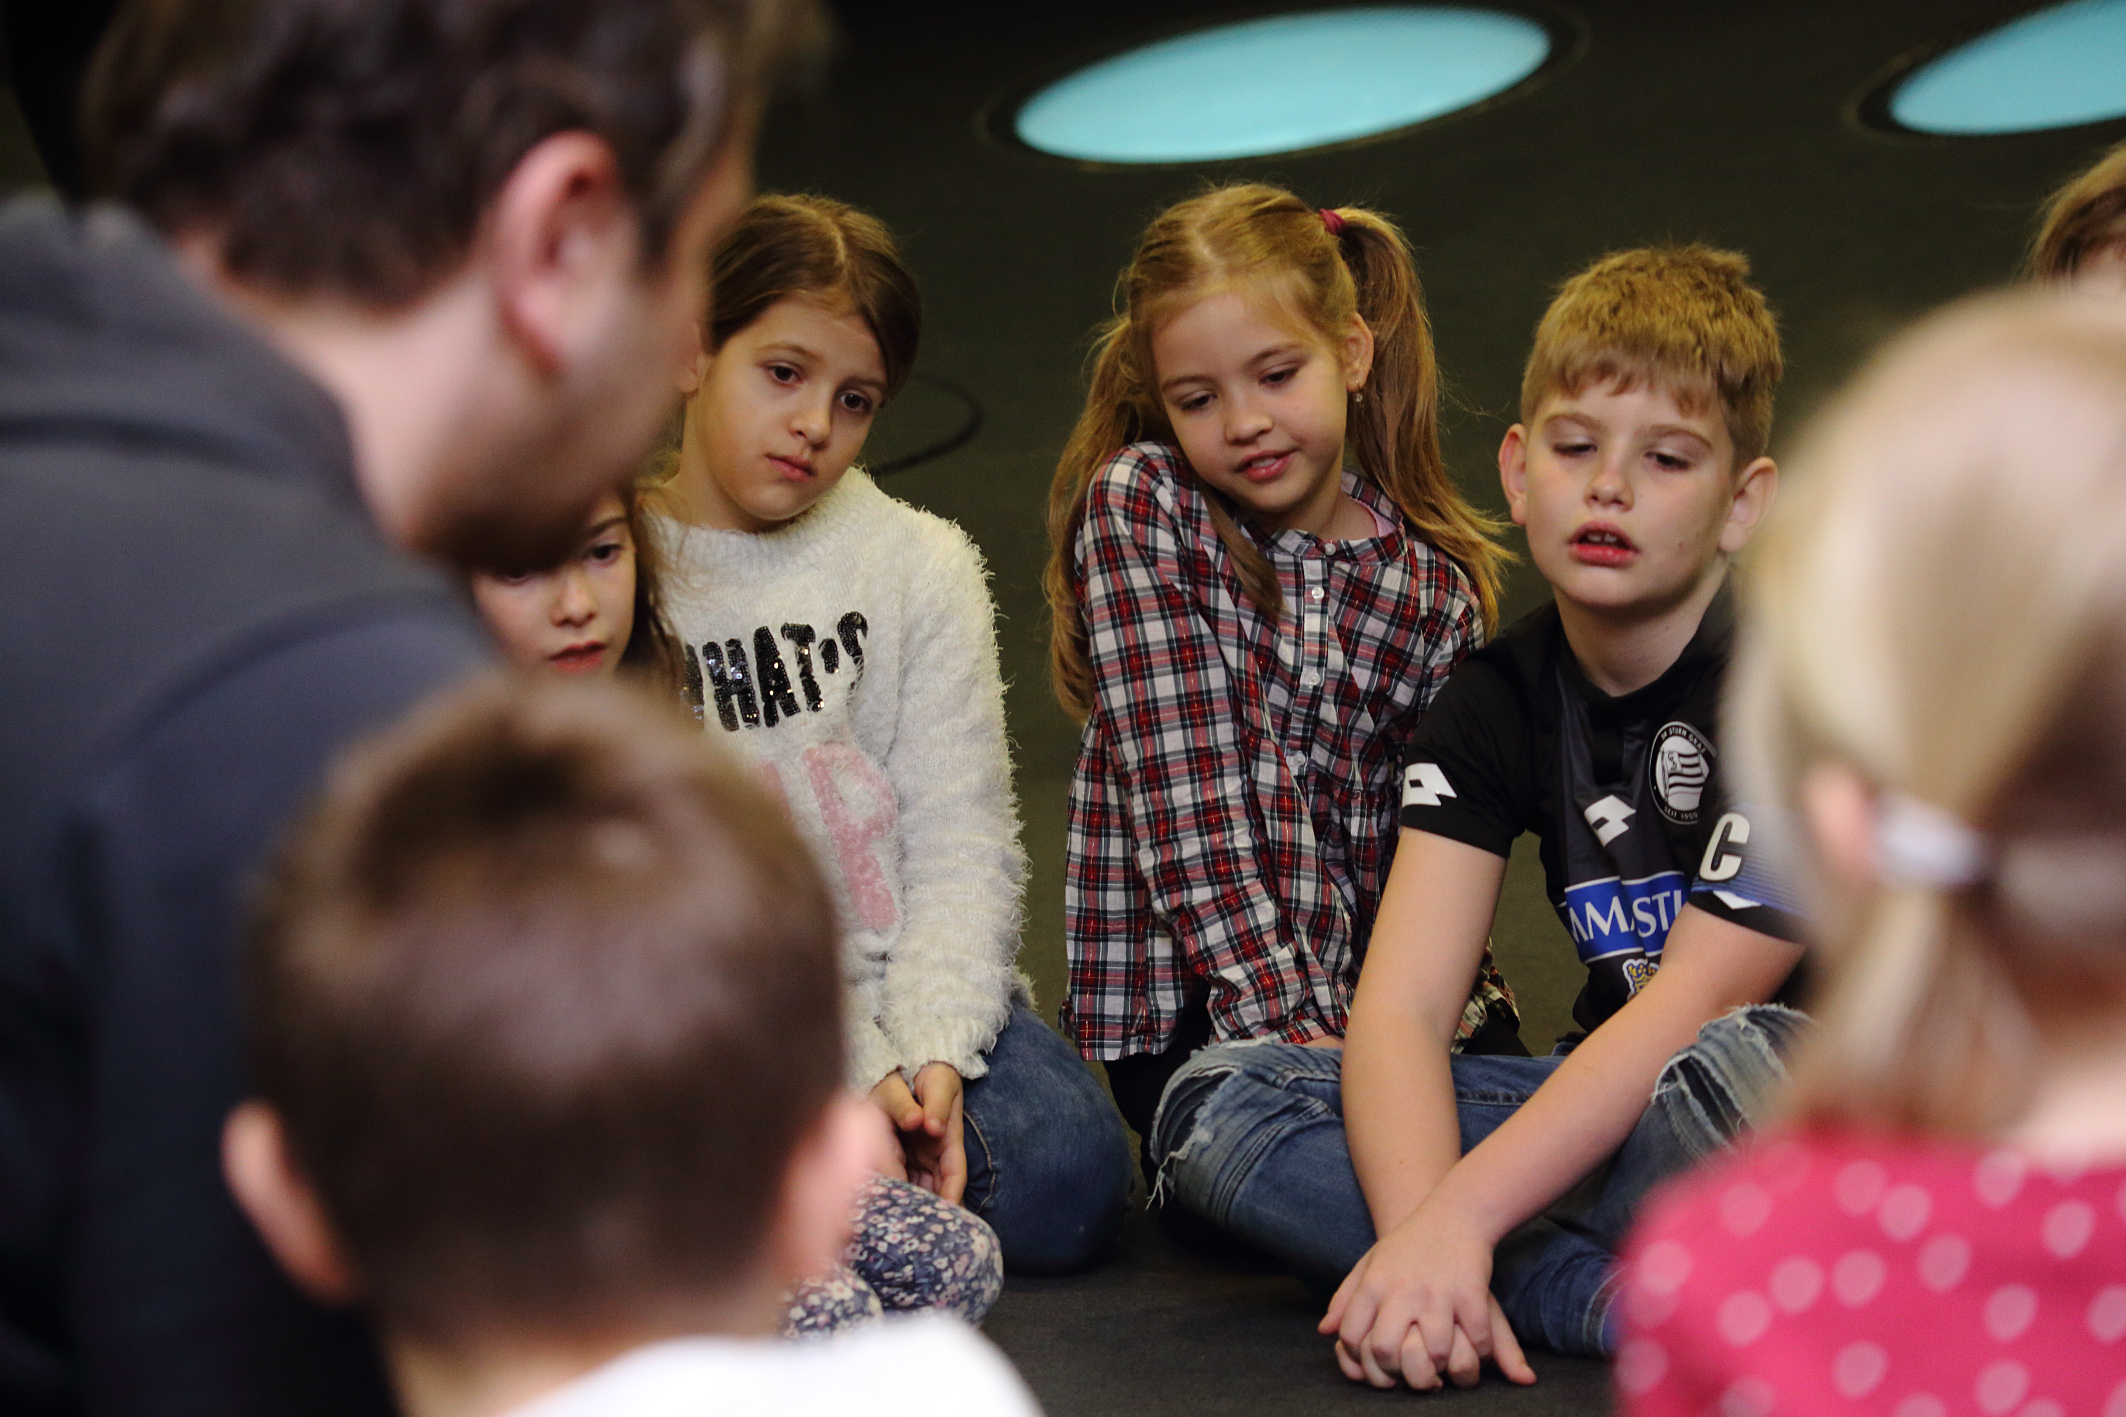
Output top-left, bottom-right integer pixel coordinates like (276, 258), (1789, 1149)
(1887, 0), (2126, 135)
(1012, 7), (1553, 164)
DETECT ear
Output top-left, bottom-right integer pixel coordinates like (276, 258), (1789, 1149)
(1720, 455), (1779, 554)
(675, 326), (713, 397)
(1802, 761), (1879, 899)
(1340, 314), (1376, 393)
(484, 130), (638, 379)
(1497, 424), (1532, 527)
(222, 1101), (361, 1305)
(766, 1094), (873, 1289)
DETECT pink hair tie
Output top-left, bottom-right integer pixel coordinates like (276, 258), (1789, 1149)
(1319, 207), (1346, 236)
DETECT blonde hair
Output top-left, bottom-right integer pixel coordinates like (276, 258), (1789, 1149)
(2031, 139), (2126, 282)
(1729, 291), (2126, 1134)
(1043, 182), (1508, 720)
(1522, 246), (1782, 467)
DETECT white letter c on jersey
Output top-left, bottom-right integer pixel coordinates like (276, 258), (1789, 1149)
(1699, 811), (1750, 882)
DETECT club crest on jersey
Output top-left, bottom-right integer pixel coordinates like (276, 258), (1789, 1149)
(1404, 762), (1456, 808)
(1650, 721), (1714, 825)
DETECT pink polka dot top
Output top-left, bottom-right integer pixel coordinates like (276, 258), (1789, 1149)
(1617, 1127), (2126, 1417)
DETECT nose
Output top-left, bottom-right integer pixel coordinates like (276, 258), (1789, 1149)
(1587, 447), (1633, 508)
(1223, 391), (1272, 444)
(791, 393), (832, 448)
(551, 565), (597, 627)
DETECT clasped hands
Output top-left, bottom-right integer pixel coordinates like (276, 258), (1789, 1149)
(866, 1061), (967, 1203)
(1319, 1196), (1538, 1391)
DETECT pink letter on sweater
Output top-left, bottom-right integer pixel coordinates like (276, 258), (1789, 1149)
(803, 744), (900, 932)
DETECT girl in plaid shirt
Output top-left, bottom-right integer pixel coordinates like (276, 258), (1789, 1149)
(1042, 182), (1516, 1184)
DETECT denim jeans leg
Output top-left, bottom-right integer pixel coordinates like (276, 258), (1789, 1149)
(1151, 1041), (1374, 1287)
(959, 1005), (1132, 1275)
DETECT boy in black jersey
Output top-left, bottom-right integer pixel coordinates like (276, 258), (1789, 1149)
(1150, 247), (1805, 1386)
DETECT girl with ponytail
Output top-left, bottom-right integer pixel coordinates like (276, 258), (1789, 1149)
(1046, 183), (1514, 1178)
(1619, 292), (2126, 1417)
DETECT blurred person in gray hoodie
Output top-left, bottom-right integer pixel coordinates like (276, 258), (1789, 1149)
(0, 1), (812, 1412)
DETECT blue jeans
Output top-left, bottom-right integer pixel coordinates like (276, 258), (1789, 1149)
(959, 1005), (1132, 1274)
(1149, 1005), (1807, 1356)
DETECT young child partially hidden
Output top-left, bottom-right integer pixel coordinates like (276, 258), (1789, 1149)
(219, 676), (1040, 1417)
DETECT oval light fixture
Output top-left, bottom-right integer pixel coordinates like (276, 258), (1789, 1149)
(1011, 6), (1554, 165)
(1882, 0), (2126, 135)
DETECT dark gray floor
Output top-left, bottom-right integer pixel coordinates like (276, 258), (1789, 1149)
(986, 1210), (1612, 1417)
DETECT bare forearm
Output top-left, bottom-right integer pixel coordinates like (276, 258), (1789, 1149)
(1426, 991), (1703, 1244)
(1343, 1009), (1463, 1233)
(1427, 910), (1803, 1245)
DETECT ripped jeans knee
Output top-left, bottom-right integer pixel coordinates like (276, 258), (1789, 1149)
(1650, 1003), (1810, 1164)
(1147, 1040), (1350, 1232)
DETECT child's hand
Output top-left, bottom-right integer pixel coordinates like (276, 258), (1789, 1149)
(856, 1087), (909, 1180)
(866, 1065), (967, 1203)
(905, 1063), (967, 1203)
(864, 1075), (918, 1182)
(1318, 1199), (1536, 1390)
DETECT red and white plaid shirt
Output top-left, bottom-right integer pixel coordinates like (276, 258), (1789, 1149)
(1063, 442), (1508, 1060)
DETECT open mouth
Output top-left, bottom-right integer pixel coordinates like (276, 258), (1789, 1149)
(1235, 450), (1293, 484)
(1568, 523), (1638, 567)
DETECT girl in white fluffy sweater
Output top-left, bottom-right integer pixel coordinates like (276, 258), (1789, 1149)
(650, 195), (1131, 1285)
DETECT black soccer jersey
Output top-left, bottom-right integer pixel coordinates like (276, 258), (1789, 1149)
(1399, 590), (1801, 1038)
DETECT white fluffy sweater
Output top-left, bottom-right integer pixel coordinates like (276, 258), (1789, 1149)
(652, 472), (1026, 1091)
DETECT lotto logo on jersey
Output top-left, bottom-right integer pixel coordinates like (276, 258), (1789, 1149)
(1560, 870), (1688, 962)
(1403, 762), (1457, 808)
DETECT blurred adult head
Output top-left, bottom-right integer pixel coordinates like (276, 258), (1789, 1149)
(82, 0), (822, 570)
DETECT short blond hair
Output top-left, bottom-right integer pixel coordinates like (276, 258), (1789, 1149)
(1521, 246), (1782, 466)
(2031, 139), (2126, 282)
(1728, 291), (2126, 1135)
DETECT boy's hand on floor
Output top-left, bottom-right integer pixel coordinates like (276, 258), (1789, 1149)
(1319, 1200), (1537, 1390)
(906, 1063), (967, 1204)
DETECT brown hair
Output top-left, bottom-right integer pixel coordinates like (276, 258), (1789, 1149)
(1043, 182), (1508, 720)
(706, 193), (921, 399)
(618, 478), (683, 689)
(82, 0), (823, 305)
(1729, 291), (2126, 1135)
(2031, 139), (2126, 282)
(246, 674), (840, 1344)
(1521, 246), (1783, 468)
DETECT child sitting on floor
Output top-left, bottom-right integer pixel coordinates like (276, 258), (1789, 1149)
(1152, 246), (1807, 1387)
(220, 676), (1040, 1417)
(1618, 292), (2126, 1417)
(650, 193), (1131, 1275)
(1043, 183), (1515, 1184)
(469, 495), (1004, 1336)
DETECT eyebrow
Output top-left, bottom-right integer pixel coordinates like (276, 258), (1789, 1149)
(1541, 411), (1715, 444)
(581, 515), (627, 540)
